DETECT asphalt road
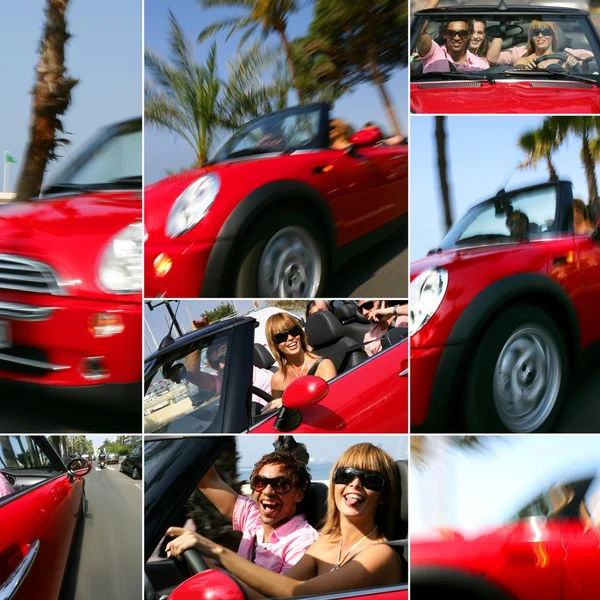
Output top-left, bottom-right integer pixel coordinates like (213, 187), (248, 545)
(0, 382), (141, 433)
(60, 463), (143, 600)
(324, 224), (408, 297)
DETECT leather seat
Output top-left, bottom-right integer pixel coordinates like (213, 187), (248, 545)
(332, 303), (372, 344)
(253, 344), (277, 373)
(302, 481), (328, 529)
(305, 311), (368, 374)
(381, 326), (408, 350)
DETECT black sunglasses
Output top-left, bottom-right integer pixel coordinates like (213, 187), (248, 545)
(445, 29), (470, 39)
(251, 475), (295, 494)
(273, 325), (301, 344)
(208, 347), (227, 364)
(531, 28), (553, 37)
(359, 300), (375, 313)
(333, 467), (386, 491)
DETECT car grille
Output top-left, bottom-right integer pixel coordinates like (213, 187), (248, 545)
(0, 254), (63, 295)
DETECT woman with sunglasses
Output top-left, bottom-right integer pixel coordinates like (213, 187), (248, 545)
(358, 300), (408, 357)
(166, 442), (402, 598)
(329, 119), (352, 150)
(488, 20), (592, 69)
(260, 313), (336, 414)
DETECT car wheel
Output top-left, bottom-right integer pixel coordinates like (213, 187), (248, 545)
(81, 490), (88, 517)
(132, 467), (141, 480)
(464, 304), (568, 433)
(234, 211), (327, 298)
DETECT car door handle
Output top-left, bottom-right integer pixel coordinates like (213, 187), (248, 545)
(0, 539), (40, 600)
(399, 368), (408, 377)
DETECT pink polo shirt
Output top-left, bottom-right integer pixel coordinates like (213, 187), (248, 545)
(422, 40), (489, 73)
(495, 45), (593, 65)
(232, 495), (319, 573)
(0, 475), (14, 498)
(364, 316), (409, 357)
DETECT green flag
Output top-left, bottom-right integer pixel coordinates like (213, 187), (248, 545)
(5, 153), (17, 164)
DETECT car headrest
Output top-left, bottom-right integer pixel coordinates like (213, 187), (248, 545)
(306, 311), (344, 348)
(396, 460), (408, 523)
(382, 326), (408, 349)
(253, 343), (275, 369)
(333, 303), (357, 324)
(302, 481), (328, 529)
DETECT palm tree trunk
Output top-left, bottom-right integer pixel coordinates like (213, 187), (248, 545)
(581, 134), (599, 204)
(435, 117), (453, 231)
(278, 27), (306, 104)
(15, 0), (78, 202)
(368, 52), (404, 138)
(546, 156), (558, 182)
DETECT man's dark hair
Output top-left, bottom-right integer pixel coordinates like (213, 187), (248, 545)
(250, 451), (312, 494)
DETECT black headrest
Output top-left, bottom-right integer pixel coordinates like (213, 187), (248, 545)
(382, 326), (408, 350)
(396, 460), (408, 523)
(333, 303), (357, 324)
(253, 343), (275, 369)
(306, 311), (344, 348)
(303, 481), (328, 529)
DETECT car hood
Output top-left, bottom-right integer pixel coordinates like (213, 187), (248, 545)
(0, 191), (141, 299)
(411, 79), (600, 114)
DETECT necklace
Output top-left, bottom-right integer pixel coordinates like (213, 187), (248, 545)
(288, 355), (307, 379)
(333, 526), (378, 570)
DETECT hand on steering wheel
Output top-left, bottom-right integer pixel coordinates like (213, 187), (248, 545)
(534, 52), (582, 72)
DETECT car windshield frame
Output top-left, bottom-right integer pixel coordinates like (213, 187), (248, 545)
(410, 8), (600, 83)
(40, 117), (143, 196)
(436, 180), (573, 252)
(208, 103), (331, 164)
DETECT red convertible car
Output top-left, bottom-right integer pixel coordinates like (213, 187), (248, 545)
(0, 435), (91, 600)
(0, 118), (142, 409)
(144, 103), (408, 298)
(144, 301), (408, 433)
(144, 436), (409, 600)
(410, 180), (600, 433)
(410, 6), (600, 114)
(411, 475), (600, 599)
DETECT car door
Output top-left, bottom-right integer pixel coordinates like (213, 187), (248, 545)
(572, 235), (600, 349)
(0, 436), (83, 600)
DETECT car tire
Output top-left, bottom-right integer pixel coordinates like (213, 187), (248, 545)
(132, 467), (141, 480)
(464, 304), (568, 433)
(81, 490), (88, 517)
(234, 210), (327, 298)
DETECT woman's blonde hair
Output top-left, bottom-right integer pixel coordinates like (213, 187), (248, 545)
(321, 443), (398, 540)
(527, 20), (560, 54)
(574, 198), (591, 222)
(265, 313), (313, 372)
(330, 118), (352, 143)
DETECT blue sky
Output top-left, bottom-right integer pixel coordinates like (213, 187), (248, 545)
(144, 0), (408, 183)
(0, 1), (142, 191)
(410, 116), (596, 260)
(411, 435), (600, 536)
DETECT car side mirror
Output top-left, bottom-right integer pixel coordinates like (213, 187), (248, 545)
(350, 128), (382, 147)
(169, 570), (246, 600)
(67, 458), (91, 481)
(274, 376), (329, 432)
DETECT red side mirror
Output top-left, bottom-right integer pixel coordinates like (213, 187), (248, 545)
(170, 570), (246, 600)
(282, 376), (329, 409)
(350, 128), (382, 147)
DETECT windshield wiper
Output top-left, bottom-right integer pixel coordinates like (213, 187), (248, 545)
(38, 183), (95, 197)
(107, 175), (143, 187)
(503, 69), (600, 87)
(416, 71), (496, 84)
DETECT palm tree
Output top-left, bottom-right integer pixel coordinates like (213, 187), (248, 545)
(435, 117), (453, 231)
(517, 121), (559, 181)
(16, 0), (78, 202)
(198, 0), (306, 102)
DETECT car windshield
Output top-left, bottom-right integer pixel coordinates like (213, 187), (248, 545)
(144, 330), (233, 434)
(437, 185), (561, 251)
(411, 13), (600, 82)
(0, 436), (54, 469)
(210, 106), (325, 163)
(42, 119), (142, 193)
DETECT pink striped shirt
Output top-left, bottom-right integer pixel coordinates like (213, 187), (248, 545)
(422, 40), (489, 73)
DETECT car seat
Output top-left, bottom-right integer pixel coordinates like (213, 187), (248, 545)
(253, 343), (277, 373)
(381, 326), (409, 350)
(301, 481), (329, 530)
(332, 303), (372, 345)
(305, 311), (368, 374)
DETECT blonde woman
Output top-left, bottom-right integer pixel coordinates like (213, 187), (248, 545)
(166, 443), (402, 598)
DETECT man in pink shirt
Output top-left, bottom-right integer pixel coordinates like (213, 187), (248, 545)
(0, 474), (14, 498)
(417, 20), (489, 73)
(197, 451), (319, 573)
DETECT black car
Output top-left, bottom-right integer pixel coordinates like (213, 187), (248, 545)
(144, 436), (408, 600)
(120, 446), (142, 479)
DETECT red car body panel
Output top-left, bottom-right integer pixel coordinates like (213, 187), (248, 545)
(410, 80), (600, 114)
(251, 339), (408, 434)
(0, 474), (84, 600)
(0, 192), (142, 391)
(145, 143), (408, 297)
(412, 518), (599, 599)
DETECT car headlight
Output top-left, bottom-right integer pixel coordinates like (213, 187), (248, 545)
(409, 267), (448, 335)
(166, 174), (220, 238)
(98, 221), (143, 293)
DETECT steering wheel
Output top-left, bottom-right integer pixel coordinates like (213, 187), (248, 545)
(534, 52), (582, 72)
(252, 385), (274, 418)
(581, 56), (597, 73)
(184, 548), (209, 573)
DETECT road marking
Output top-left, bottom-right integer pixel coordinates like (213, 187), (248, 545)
(95, 467), (101, 471)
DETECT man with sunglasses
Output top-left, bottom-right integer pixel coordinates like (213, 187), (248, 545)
(417, 19), (488, 73)
(196, 451), (319, 573)
(358, 300), (408, 357)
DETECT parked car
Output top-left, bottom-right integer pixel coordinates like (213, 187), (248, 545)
(0, 435), (90, 600)
(144, 302), (408, 433)
(106, 453), (120, 465)
(144, 436), (408, 600)
(410, 180), (600, 433)
(0, 118), (143, 409)
(411, 475), (600, 599)
(144, 103), (408, 298)
(410, 6), (600, 113)
(120, 445), (142, 479)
